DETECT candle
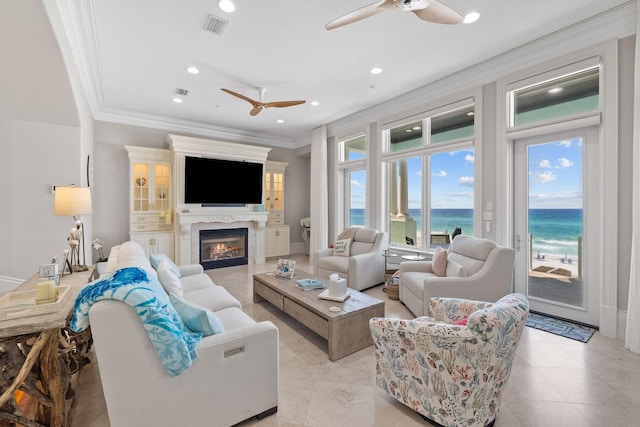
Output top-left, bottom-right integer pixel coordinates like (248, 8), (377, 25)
(36, 280), (57, 304)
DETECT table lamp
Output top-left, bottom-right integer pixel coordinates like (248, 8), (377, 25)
(54, 185), (92, 272)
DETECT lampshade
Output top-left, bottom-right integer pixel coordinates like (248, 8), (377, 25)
(54, 186), (92, 216)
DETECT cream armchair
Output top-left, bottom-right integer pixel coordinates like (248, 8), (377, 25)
(400, 235), (515, 316)
(370, 293), (529, 427)
(314, 227), (389, 291)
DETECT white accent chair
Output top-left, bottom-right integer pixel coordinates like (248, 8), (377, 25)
(314, 227), (389, 291)
(399, 235), (515, 316)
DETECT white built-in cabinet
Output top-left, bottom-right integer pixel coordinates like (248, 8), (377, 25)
(125, 146), (174, 260)
(265, 161), (290, 258)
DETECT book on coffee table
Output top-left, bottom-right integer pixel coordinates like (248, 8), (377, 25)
(296, 279), (325, 291)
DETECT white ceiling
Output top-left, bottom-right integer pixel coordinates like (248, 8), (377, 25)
(53, 0), (632, 146)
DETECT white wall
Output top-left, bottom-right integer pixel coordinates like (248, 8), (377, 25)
(0, 120), (83, 283)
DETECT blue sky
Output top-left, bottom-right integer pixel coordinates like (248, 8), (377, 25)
(349, 148), (475, 210)
(350, 138), (582, 210)
(528, 138), (583, 209)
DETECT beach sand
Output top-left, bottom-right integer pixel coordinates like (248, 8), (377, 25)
(530, 253), (579, 278)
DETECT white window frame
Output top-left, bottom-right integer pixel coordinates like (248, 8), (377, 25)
(495, 40), (618, 337)
(380, 95), (480, 252)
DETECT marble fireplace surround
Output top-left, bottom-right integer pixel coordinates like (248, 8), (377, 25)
(165, 134), (271, 266)
(177, 211), (268, 266)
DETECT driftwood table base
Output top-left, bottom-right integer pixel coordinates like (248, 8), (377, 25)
(0, 268), (95, 427)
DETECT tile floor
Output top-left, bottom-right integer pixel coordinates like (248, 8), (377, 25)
(70, 254), (640, 426)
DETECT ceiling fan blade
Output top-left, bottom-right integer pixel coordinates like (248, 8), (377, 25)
(265, 100), (306, 108)
(221, 88), (260, 107)
(325, 0), (387, 30)
(250, 106), (263, 116)
(412, 0), (463, 25)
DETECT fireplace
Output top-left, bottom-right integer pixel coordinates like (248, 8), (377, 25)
(199, 228), (248, 269)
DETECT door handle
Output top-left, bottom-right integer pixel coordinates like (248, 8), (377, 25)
(515, 235), (521, 251)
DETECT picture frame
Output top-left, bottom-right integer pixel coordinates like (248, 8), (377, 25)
(60, 249), (72, 276)
(275, 259), (296, 279)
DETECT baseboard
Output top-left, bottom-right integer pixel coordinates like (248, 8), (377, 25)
(0, 275), (23, 292)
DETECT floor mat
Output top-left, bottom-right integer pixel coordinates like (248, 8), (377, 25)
(525, 312), (596, 343)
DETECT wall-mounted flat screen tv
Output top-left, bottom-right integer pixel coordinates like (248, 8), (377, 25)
(184, 156), (263, 205)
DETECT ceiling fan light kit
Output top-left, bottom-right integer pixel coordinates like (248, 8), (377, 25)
(326, 0), (464, 30)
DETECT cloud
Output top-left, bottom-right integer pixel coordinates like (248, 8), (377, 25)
(350, 179), (363, 189)
(539, 159), (551, 168)
(465, 154), (474, 164)
(458, 176), (474, 187)
(532, 171), (556, 183)
(434, 170), (447, 177)
(558, 139), (572, 148)
(557, 157), (573, 168)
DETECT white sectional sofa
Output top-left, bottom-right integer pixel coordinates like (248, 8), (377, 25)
(88, 241), (279, 427)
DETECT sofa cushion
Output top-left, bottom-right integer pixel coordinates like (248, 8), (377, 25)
(183, 286), (242, 312)
(316, 255), (349, 275)
(432, 247), (447, 277)
(447, 253), (486, 276)
(112, 241), (157, 278)
(180, 273), (215, 293)
(354, 227), (378, 243)
(213, 307), (257, 331)
(157, 259), (183, 297)
(445, 260), (468, 278)
(449, 235), (496, 261)
(401, 271), (437, 297)
(169, 293), (224, 336)
(333, 238), (351, 257)
(150, 253), (182, 278)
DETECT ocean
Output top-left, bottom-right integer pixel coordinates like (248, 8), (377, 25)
(349, 208), (583, 257)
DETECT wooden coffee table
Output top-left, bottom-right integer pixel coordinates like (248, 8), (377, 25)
(253, 270), (385, 361)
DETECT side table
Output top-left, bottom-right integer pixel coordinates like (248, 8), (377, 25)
(0, 267), (96, 427)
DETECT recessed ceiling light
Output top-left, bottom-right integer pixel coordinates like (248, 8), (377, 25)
(277, 119), (284, 124)
(186, 66), (199, 74)
(370, 67), (383, 75)
(463, 12), (480, 24)
(412, 126), (421, 130)
(405, 129), (413, 133)
(172, 97), (183, 103)
(467, 111), (475, 116)
(548, 87), (563, 94)
(311, 101), (319, 106)
(218, 0), (235, 13)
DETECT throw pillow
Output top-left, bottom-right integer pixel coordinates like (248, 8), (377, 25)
(157, 259), (184, 297)
(333, 238), (352, 257)
(453, 317), (469, 326)
(150, 253), (182, 277)
(169, 293), (225, 336)
(432, 246), (448, 277)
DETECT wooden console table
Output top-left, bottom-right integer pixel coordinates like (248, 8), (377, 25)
(0, 268), (96, 427)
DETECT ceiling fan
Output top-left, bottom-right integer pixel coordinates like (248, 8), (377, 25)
(326, 0), (463, 30)
(221, 87), (306, 116)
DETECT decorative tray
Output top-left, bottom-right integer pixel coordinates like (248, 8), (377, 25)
(318, 289), (351, 302)
(0, 285), (72, 321)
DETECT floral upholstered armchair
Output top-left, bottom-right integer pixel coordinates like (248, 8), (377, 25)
(369, 293), (529, 427)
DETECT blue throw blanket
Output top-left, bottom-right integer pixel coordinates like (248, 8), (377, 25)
(70, 267), (202, 376)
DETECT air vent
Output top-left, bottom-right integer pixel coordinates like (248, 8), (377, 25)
(175, 88), (189, 96)
(203, 14), (229, 36)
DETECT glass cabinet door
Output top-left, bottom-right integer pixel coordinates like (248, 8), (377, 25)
(133, 162), (150, 211)
(271, 172), (284, 211)
(154, 163), (170, 211)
